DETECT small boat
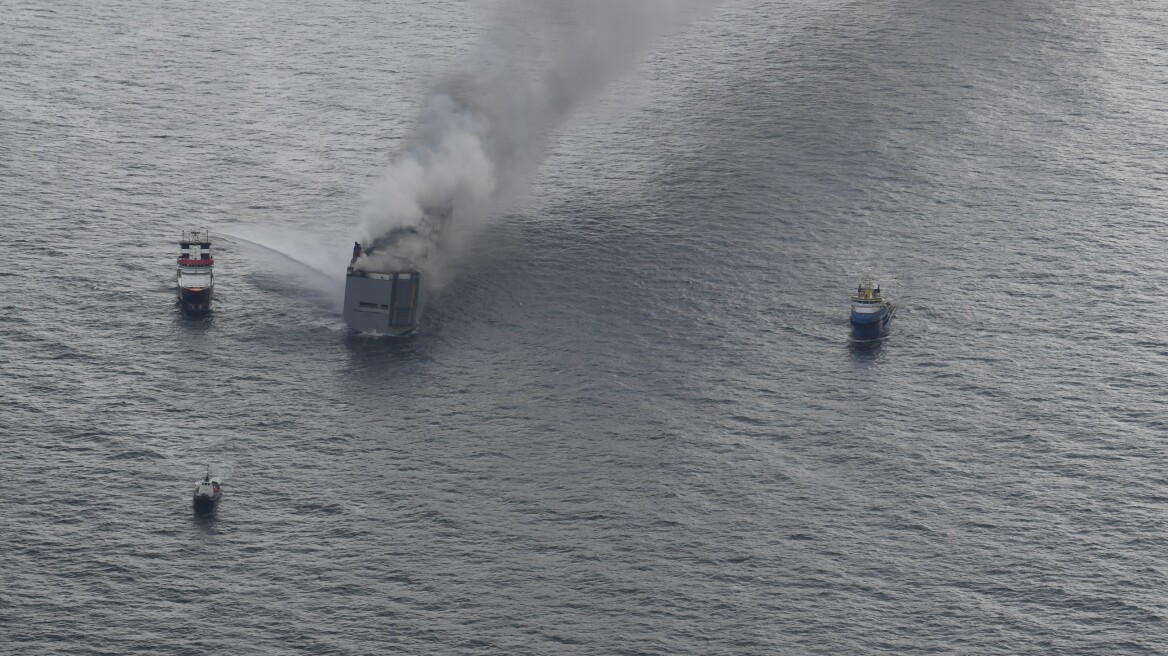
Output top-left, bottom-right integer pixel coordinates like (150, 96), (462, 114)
(850, 278), (894, 340)
(192, 474), (222, 513)
(177, 229), (214, 313)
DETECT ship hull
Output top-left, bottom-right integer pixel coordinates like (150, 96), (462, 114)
(178, 287), (213, 314)
(343, 272), (422, 335)
(192, 493), (220, 513)
(850, 305), (894, 341)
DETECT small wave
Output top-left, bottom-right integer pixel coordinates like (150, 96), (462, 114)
(109, 449), (163, 460)
(294, 502), (345, 515)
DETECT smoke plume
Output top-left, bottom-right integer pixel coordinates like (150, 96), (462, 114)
(356, 0), (712, 274)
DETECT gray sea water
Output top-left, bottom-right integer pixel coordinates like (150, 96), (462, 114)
(3, 1), (1168, 654)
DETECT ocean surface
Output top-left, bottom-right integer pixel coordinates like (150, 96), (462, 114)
(3, 1), (1168, 654)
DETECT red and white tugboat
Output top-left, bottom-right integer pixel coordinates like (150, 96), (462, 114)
(177, 229), (214, 313)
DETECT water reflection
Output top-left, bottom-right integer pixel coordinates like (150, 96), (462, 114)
(342, 329), (433, 381)
(848, 336), (886, 361)
(191, 507), (217, 534)
(176, 308), (214, 329)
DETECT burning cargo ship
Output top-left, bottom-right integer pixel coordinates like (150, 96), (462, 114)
(177, 229), (214, 313)
(343, 208), (449, 335)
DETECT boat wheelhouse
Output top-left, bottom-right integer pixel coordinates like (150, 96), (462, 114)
(177, 229), (214, 313)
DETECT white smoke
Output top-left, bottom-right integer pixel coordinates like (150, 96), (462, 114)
(359, 94), (495, 242)
(357, 0), (714, 271)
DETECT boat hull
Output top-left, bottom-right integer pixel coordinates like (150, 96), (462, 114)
(192, 492), (220, 513)
(179, 287), (213, 314)
(343, 272), (422, 335)
(850, 305), (894, 341)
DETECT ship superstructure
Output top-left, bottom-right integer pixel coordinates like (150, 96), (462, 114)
(177, 229), (214, 313)
(343, 265), (422, 335)
(343, 208), (450, 335)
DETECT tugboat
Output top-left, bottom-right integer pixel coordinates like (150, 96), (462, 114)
(192, 473), (222, 513)
(850, 278), (894, 341)
(177, 229), (214, 313)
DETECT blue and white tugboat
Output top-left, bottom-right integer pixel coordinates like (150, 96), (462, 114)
(192, 473), (222, 513)
(850, 278), (894, 341)
(177, 229), (214, 313)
